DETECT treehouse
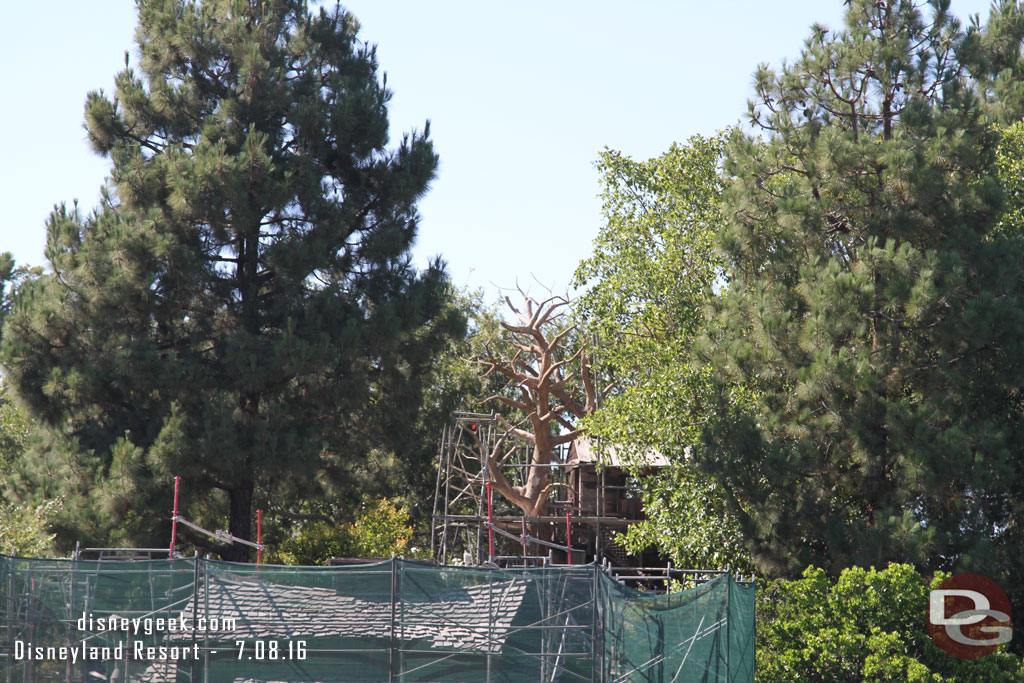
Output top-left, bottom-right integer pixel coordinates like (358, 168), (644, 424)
(431, 414), (671, 570)
(431, 294), (674, 577)
(561, 436), (669, 520)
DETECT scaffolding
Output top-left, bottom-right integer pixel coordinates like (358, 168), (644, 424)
(431, 412), (681, 586)
(0, 555), (754, 682)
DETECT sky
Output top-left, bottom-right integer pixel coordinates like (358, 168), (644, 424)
(0, 1), (997, 302)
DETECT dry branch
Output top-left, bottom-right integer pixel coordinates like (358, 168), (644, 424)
(475, 293), (601, 519)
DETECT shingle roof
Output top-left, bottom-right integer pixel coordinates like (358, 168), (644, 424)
(136, 574), (527, 681)
(569, 436), (671, 468)
(174, 573), (527, 652)
(132, 659), (176, 683)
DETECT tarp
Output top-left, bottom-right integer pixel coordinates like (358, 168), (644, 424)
(0, 555), (754, 682)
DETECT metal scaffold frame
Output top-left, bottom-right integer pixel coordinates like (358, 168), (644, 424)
(431, 413), (653, 580)
(431, 412), (758, 596)
(431, 411), (586, 568)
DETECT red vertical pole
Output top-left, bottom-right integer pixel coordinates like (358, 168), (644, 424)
(566, 511), (572, 565)
(256, 509), (263, 565)
(486, 481), (495, 561)
(169, 476), (181, 558)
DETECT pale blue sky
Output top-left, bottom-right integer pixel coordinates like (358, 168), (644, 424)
(0, 1), (995, 300)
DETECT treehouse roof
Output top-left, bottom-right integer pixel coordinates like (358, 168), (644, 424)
(568, 436), (671, 469)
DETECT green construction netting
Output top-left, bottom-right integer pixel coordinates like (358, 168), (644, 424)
(0, 555), (753, 682)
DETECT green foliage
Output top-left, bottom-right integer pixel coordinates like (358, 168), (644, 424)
(0, 500), (60, 557)
(0, 253), (41, 337)
(0, 384), (55, 558)
(0, 0), (461, 560)
(757, 564), (1024, 682)
(0, 252), (15, 320)
(0, 387), (29, 474)
(270, 499), (412, 565)
(575, 136), (724, 456)
(617, 469), (748, 571)
(345, 498), (414, 558)
(996, 121), (1024, 235)
(417, 287), (510, 438)
(573, 135), (748, 569)
(306, 286), (481, 539)
(966, 1), (1024, 124)
(696, 0), (1024, 586)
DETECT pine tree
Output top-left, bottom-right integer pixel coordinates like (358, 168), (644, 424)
(0, 0), (460, 560)
(698, 0), (1024, 585)
(967, 0), (1024, 123)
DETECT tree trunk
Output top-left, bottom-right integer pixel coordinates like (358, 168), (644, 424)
(222, 479), (254, 562)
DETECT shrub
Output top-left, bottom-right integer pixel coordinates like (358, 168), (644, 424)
(757, 564), (1024, 682)
(271, 499), (412, 565)
(0, 500), (60, 557)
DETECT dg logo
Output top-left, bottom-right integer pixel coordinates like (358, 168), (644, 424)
(927, 573), (1013, 658)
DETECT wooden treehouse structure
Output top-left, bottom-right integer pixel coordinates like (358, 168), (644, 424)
(430, 292), (691, 587)
(430, 411), (669, 571)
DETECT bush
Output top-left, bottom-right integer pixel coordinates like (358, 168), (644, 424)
(270, 499), (412, 565)
(0, 500), (60, 557)
(757, 564), (1024, 682)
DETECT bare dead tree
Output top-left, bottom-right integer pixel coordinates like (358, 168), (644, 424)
(477, 292), (601, 519)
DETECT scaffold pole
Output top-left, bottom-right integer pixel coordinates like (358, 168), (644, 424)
(169, 475), (181, 557)
(566, 511), (572, 565)
(257, 509), (263, 565)
(486, 481), (495, 561)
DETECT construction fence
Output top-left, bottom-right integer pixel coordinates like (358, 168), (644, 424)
(0, 555), (754, 682)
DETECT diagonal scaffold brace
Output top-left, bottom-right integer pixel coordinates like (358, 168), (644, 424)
(169, 475), (266, 563)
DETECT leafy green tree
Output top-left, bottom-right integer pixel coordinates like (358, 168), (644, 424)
(697, 0), (1024, 588)
(0, 386), (30, 475)
(996, 121), (1024, 235)
(757, 564), (1024, 682)
(0, 382), (58, 558)
(574, 137), (723, 461)
(573, 135), (749, 569)
(0, 0), (460, 561)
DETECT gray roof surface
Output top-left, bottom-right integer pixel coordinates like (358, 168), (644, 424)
(174, 573), (527, 652)
(569, 436), (671, 468)
(136, 574), (527, 680)
(132, 659), (176, 683)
